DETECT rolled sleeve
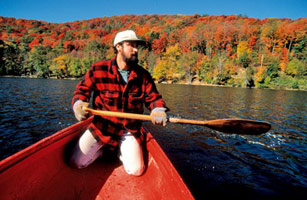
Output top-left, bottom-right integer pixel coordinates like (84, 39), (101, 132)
(144, 74), (169, 112)
(72, 66), (95, 106)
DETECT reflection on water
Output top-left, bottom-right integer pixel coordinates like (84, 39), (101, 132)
(0, 78), (306, 199)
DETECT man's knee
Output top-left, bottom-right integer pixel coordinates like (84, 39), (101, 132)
(125, 164), (145, 176)
(69, 130), (103, 169)
(69, 158), (86, 169)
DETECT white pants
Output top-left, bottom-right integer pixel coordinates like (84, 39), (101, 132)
(70, 130), (145, 176)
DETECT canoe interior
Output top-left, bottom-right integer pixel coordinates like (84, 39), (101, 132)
(0, 117), (194, 200)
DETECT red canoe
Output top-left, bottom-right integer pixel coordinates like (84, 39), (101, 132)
(0, 117), (194, 200)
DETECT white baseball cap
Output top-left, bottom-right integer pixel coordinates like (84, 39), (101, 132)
(113, 30), (144, 46)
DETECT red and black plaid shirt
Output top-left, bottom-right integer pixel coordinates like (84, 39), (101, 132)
(72, 56), (168, 148)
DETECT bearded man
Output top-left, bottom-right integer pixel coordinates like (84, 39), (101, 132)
(70, 30), (168, 176)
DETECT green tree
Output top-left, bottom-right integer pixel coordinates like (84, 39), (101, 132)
(266, 63), (279, 79)
(27, 45), (51, 78)
(68, 56), (82, 77)
(179, 51), (197, 84)
(145, 51), (159, 74)
(2, 40), (22, 75)
(0, 40), (5, 74)
(84, 39), (107, 61)
(199, 57), (214, 84)
(19, 36), (33, 74)
(238, 52), (251, 68)
(292, 36), (307, 61)
(286, 58), (307, 77)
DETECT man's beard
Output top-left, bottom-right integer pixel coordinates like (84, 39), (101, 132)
(123, 53), (138, 65)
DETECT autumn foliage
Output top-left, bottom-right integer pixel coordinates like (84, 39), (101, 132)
(0, 14), (306, 89)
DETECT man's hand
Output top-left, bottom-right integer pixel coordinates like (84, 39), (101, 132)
(150, 107), (167, 126)
(73, 100), (89, 121)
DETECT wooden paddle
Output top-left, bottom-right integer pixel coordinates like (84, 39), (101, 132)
(84, 107), (271, 135)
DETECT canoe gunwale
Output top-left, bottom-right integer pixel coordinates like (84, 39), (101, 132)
(0, 117), (91, 172)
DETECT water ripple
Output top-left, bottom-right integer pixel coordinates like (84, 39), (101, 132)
(1, 78), (306, 199)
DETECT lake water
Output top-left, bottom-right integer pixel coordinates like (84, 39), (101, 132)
(0, 77), (306, 199)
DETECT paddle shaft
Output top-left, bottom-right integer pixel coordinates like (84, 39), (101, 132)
(85, 108), (204, 124)
(84, 108), (271, 135)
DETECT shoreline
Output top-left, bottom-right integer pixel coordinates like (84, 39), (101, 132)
(0, 75), (80, 80)
(1, 75), (306, 92)
(158, 82), (306, 92)
(157, 79), (306, 92)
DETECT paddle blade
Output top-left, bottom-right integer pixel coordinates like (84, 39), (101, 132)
(204, 119), (271, 135)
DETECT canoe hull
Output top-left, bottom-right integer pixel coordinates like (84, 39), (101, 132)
(0, 118), (194, 200)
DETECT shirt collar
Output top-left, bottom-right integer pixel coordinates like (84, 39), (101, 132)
(110, 56), (139, 81)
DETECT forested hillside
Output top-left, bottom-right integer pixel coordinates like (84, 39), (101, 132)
(0, 14), (306, 89)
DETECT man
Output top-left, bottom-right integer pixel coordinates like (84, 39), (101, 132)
(70, 30), (168, 176)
